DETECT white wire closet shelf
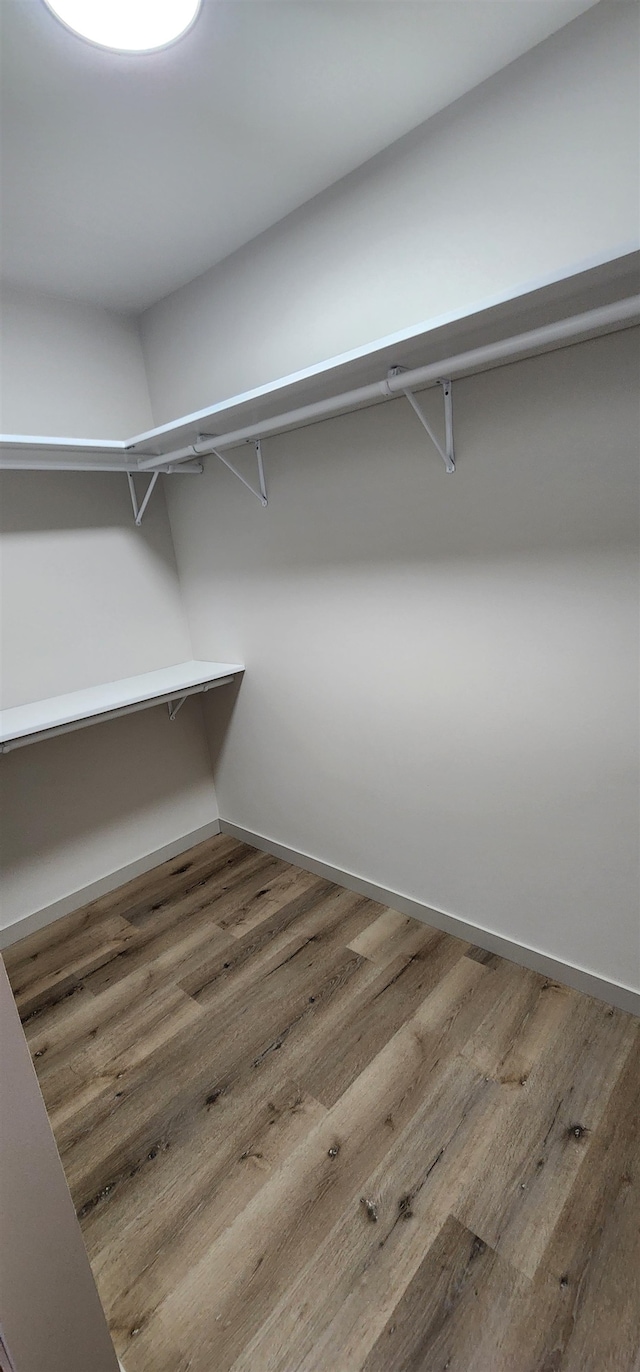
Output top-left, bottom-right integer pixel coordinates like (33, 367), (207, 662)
(1, 246), (638, 485)
(0, 660), (244, 753)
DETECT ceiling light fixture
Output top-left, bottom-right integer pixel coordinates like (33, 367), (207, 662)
(43, 0), (202, 53)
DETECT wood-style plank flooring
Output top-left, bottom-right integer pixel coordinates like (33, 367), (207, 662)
(4, 833), (640, 1372)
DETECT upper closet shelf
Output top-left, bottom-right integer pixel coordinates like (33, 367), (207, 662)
(0, 660), (243, 752)
(1, 247), (638, 484)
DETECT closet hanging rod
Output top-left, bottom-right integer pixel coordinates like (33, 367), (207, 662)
(136, 294), (640, 471)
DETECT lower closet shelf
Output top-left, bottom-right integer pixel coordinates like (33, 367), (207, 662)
(0, 659), (243, 752)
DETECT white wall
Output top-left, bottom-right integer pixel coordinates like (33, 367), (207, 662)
(0, 959), (120, 1372)
(0, 287), (217, 932)
(0, 282), (151, 438)
(0, 704), (217, 931)
(164, 328), (640, 994)
(140, 2), (639, 421)
(0, 470), (192, 706)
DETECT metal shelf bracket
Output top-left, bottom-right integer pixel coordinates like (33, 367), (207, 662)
(167, 696), (187, 721)
(389, 369), (455, 473)
(165, 674), (235, 723)
(126, 470), (160, 525)
(200, 436), (268, 506)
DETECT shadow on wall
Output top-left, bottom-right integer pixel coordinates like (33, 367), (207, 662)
(0, 699), (216, 890)
(202, 674), (244, 775)
(167, 331), (640, 581)
(0, 467), (174, 541)
(0, 470), (181, 594)
(0, 462), (194, 706)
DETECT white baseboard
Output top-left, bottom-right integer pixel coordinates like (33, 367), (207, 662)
(220, 819), (640, 1017)
(3, 812), (637, 1017)
(0, 820), (221, 950)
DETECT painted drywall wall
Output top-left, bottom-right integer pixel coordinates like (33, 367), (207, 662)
(0, 958), (120, 1372)
(140, 2), (639, 422)
(0, 288), (217, 931)
(0, 282), (152, 438)
(0, 702), (218, 935)
(164, 327), (640, 994)
(0, 470), (193, 705)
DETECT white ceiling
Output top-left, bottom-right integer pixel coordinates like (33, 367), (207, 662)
(1, 0), (598, 314)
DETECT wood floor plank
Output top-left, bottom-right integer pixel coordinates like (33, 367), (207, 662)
(465, 944), (502, 969)
(360, 1216), (501, 1372)
(217, 863), (336, 938)
(24, 925), (227, 1062)
(541, 1025), (640, 1281)
(41, 984), (204, 1127)
(82, 1069), (323, 1272)
(70, 953), (393, 1280)
(122, 1006), (491, 1372)
(347, 907), (441, 966)
(453, 994), (638, 1277)
(178, 883), (382, 1008)
(229, 962), (498, 1372)
(58, 939), (368, 1208)
(83, 832), (250, 925)
(4, 832), (638, 1372)
(359, 1217), (546, 1372)
(121, 848), (293, 936)
(79, 854), (295, 995)
(3, 835), (242, 985)
(361, 1164), (640, 1372)
(178, 877), (338, 1003)
(3, 903), (133, 974)
(85, 1061), (330, 1312)
(26, 935), (221, 1069)
(298, 929), (470, 1107)
(557, 1132), (640, 1372)
(20, 977), (98, 1043)
(5, 913), (139, 1017)
(106, 1083), (327, 1357)
(534, 1033), (640, 1371)
(79, 907), (234, 995)
(460, 961), (558, 1080)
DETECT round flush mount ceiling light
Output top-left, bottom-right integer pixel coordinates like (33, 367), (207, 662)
(43, 0), (202, 53)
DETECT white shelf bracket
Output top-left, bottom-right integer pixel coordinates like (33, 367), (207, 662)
(126, 470), (160, 525)
(389, 369), (455, 473)
(199, 436), (269, 507)
(200, 437), (268, 506)
(165, 674), (235, 723)
(167, 696), (187, 721)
